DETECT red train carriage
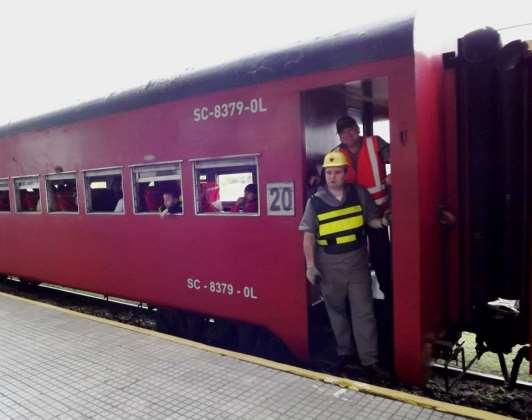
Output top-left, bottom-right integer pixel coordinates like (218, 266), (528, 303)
(0, 15), (530, 385)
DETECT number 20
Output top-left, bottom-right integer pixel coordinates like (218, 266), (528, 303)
(269, 187), (292, 211)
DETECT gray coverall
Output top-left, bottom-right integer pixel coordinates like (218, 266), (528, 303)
(299, 185), (379, 366)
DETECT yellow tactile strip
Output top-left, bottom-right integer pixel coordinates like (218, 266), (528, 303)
(0, 291), (512, 420)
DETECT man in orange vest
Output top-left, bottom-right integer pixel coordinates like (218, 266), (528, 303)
(331, 115), (393, 367)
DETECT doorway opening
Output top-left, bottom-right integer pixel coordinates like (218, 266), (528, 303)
(301, 77), (394, 371)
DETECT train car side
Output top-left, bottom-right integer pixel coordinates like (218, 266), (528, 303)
(0, 55), (416, 365)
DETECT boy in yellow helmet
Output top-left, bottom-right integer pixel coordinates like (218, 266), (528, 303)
(299, 151), (390, 377)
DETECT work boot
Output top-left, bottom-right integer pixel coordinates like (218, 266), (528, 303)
(332, 355), (351, 374)
(363, 363), (391, 382)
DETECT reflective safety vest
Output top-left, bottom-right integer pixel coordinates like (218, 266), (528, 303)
(333, 136), (389, 209)
(310, 186), (365, 254)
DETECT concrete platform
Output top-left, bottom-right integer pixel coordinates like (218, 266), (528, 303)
(0, 292), (502, 419)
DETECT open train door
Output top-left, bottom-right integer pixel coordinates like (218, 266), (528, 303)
(448, 28), (532, 381)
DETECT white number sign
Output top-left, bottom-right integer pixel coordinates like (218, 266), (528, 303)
(267, 182), (294, 216)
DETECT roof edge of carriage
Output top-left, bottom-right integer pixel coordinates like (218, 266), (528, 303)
(0, 15), (414, 139)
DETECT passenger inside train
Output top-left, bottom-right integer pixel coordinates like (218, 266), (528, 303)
(14, 177), (40, 212)
(110, 177), (124, 213)
(194, 156), (259, 214)
(159, 190), (183, 217)
(198, 180), (222, 213)
(85, 170), (123, 213)
(46, 176), (78, 212)
(132, 163), (182, 214)
(230, 183), (258, 213)
(134, 180), (181, 213)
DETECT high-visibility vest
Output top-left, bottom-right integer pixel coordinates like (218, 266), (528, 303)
(310, 185), (365, 254)
(333, 137), (389, 209)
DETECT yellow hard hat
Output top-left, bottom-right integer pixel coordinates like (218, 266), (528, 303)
(322, 151), (348, 168)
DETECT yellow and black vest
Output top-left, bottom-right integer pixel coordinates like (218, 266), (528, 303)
(310, 185), (365, 254)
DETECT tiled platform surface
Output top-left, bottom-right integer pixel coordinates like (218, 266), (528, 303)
(0, 294), (466, 420)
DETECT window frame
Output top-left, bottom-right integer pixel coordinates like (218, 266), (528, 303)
(12, 175), (42, 214)
(190, 153), (260, 217)
(0, 178), (11, 213)
(44, 171), (80, 215)
(129, 160), (184, 216)
(82, 166), (125, 215)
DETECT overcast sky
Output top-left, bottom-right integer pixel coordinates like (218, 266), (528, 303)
(1, 1), (530, 126)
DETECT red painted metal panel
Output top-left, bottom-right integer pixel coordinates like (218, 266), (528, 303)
(390, 52), (451, 385)
(387, 60), (424, 383)
(416, 53), (447, 379)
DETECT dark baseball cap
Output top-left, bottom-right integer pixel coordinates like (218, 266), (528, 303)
(336, 116), (359, 134)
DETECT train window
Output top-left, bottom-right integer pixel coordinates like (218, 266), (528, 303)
(192, 155), (259, 215)
(131, 162), (182, 215)
(45, 173), (78, 213)
(0, 179), (10, 212)
(14, 176), (41, 213)
(84, 168), (124, 214)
